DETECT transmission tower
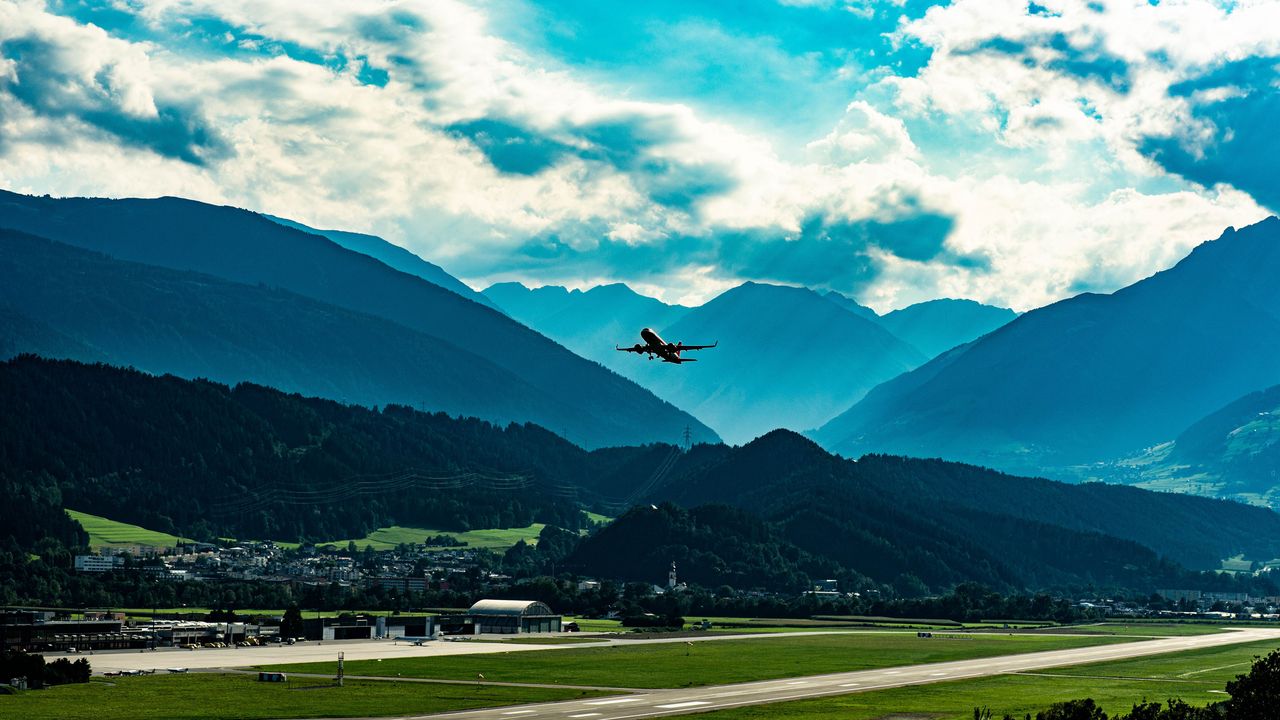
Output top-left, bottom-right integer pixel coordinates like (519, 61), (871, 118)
(682, 425), (692, 451)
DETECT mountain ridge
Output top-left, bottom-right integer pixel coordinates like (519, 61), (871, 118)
(814, 217), (1280, 475)
(0, 191), (718, 448)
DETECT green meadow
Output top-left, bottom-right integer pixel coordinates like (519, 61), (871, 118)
(692, 638), (1280, 719)
(314, 523), (546, 552)
(1, 673), (603, 720)
(66, 510), (192, 549)
(263, 632), (1137, 689)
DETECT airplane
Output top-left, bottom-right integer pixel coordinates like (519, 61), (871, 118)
(166, 668), (189, 674)
(616, 328), (717, 364)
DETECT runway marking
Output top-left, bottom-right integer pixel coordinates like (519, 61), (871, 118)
(655, 701), (710, 709)
(839, 682), (860, 687)
(1180, 661), (1252, 678)
(784, 681), (809, 685)
(930, 672), (947, 676)
(502, 711), (535, 716)
(585, 698), (642, 705)
(884, 670), (901, 674)
(568, 714), (601, 718)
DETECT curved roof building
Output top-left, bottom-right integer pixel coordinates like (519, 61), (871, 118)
(467, 599), (561, 634)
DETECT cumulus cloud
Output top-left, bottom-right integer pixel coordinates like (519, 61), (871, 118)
(0, 0), (1274, 313)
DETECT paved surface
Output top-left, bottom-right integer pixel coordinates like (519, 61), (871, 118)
(305, 628), (1280, 720)
(70, 630), (871, 674)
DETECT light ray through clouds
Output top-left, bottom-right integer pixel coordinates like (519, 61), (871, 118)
(0, 0), (1275, 311)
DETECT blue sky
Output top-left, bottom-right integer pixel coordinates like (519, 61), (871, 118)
(1, 0), (1277, 310)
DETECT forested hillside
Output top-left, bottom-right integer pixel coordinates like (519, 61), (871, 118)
(7, 356), (1279, 598)
(647, 431), (1280, 582)
(566, 504), (861, 594)
(0, 355), (665, 543)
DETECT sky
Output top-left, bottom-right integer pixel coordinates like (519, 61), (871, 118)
(1, 0), (1277, 311)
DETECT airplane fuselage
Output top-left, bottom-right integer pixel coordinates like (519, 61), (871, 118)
(616, 328), (715, 364)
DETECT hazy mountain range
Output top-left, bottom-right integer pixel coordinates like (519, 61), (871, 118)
(0, 191), (716, 449)
(7, 188), (1280, 509)
(484, 281), (1014, 444)
(813, 217), (1280, 482)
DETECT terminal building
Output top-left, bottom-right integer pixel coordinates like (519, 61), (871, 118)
(466, 600), (561, 634)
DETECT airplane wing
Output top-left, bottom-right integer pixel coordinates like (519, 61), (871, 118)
(678, 341), (718, 351)
(616, 344), (648, 353)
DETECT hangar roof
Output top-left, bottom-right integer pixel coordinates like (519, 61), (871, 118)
(467, 599), (556, 617)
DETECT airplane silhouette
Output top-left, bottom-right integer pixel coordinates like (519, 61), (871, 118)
(616, 328), (717, 364)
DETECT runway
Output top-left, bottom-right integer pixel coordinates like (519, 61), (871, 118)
(316, 628), (1280, 720)
(74, 630), (868, 674)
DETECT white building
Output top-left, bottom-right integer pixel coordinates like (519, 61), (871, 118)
(74, 554), (124, 572)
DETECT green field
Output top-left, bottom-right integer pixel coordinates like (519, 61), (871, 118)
(315, 523), (546, 552)
(67, 510), (193, 549)
(1055, 622), (1230, 637)
(688, 638), (1280, 719)
(0, 673), (602, 720)
(264, 632), (1138, 689)
(566, 616), (625, 633)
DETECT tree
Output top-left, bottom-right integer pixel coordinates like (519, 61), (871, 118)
(1223, 650), (1280, 718)
(1037, 699), (1106, 720)
(280, 605), (305, 639)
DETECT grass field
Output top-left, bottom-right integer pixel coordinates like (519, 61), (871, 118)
(1056, 623), (1230, 637)
(0, 673), (603, 720)
(263, 632), (1138, 689)
(688, 638), (1280, 719)
(67, 510), (192, 549)
(566, 616), (625, 633)
(314, 524), (546, 552)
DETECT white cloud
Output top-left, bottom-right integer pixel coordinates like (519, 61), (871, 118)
(0, 0), (1275, 315)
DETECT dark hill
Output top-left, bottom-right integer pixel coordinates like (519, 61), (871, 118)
(0, 191), (716, 448)
(566, 504), (857, 593)
(0, 355), (666, 543)
(647, 430), (1280, 585)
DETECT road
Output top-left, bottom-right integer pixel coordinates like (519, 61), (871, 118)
(313, 628), (1280, 720)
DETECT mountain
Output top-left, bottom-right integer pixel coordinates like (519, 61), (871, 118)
(8, 355), (1280, 596)
(566, 503), (856, 593)
(814, 217), (1280, 475)
(1111, 384), (1280, 507)
(0, 354), (673, 542)
(0, 191), (717, 448)
(0, 229), (585, 428)
(821, 290), (881, 323)
(878, 298), (1017, 359)
(643, 431), (1280, 588)
(265, 215), (501, 311)
(822, 292), (1016, 358)
(628, 282), (925, 444)
(483, 283), (577, 324)
(482, 282), (690, 366)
